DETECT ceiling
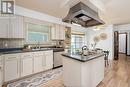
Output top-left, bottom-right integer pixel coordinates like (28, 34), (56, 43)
(16, 0), (130, 25)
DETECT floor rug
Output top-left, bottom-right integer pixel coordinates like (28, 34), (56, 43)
(7, 68), (62, 87)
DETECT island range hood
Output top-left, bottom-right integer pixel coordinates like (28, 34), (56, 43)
(63, 2), (104, 27)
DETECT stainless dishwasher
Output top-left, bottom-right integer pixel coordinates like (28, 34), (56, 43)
(53, 48), (64, 68)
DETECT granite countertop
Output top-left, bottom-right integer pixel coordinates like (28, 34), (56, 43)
(0, 48), (64, 55)
(62, 53), (105, 62)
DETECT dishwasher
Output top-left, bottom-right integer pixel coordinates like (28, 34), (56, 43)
(53, 48), (64, 68)
(0, 56), (3, 87)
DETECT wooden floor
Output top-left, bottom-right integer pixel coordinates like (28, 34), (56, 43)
(40, 54), (130, 87)
(97, 54), (130, 87)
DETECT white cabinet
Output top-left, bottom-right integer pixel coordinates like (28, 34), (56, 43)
(0, 18), (9, 38)
(3, 50), (53, 82)
(0, 56), (3, 87)
(21, 53), (33, 77)
(10, 15), (24, 38)
(4, 54), (20, 82)
(44, 51), (53, 70)
(0, 15), (24, 38)
(51, 24), (65, 40)
(59, 25), (65, 40)
(33, 52), (46, 73)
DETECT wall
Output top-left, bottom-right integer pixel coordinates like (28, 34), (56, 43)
(15, 5), (88, 32)
(0, 39), (24, 48)
(86, 25), (114, 60)
(114, 24), (130, 55)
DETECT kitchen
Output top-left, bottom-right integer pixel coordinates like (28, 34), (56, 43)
(0, 0), (130, 87)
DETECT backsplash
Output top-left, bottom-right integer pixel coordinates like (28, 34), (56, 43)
(0, 39), (25, 48)
(0, 39), (57, 48)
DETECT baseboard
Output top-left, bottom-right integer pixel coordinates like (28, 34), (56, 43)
(119, 53), (126, 54)
(53, 65), (62, 69)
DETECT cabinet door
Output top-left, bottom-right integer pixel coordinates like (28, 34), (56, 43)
(10, 15), (24, 38)
(4, 54), (20, 82)
(55, 24), (60, 39)
(33, 52), (45, 73)
(51, 24), (60, 40)
(59, 25), (65, 40)
(21, 53), (33, 77)
(51, 25), (56, 40)
(0, 18), (9, 38)
(0, 56), (3, 86)
(44, 51), (53, 70)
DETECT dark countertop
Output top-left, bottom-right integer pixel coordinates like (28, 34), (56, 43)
(62, 53), (104, 62)
(0, 48), (64, 55)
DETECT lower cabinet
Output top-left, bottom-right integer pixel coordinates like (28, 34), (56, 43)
(21, 53), (33, 77)
(44, 51), (53, 70)
(4, 54), (20, 82)
(33, 52), (46, 73)
(0, 56), (3, 87)
(3, 50), (53, 82)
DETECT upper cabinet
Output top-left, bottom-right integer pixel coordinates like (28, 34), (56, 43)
(0, 15), (25, 38)
(0, 18), (9, 38)
(10, 15), (25, 38)
(51, 24), (65, 40)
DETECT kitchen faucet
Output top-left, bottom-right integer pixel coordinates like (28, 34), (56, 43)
(35, 42), (41, 49)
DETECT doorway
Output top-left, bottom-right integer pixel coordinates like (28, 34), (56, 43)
(114, 31), (127, 60)
(119, 33), (127, 54)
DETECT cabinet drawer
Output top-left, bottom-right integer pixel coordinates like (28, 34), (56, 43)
(21, 53), (33, 58)
(44, 50), (53, 55)
(33, 52), (44, 56)
(4, 54), (20, 61)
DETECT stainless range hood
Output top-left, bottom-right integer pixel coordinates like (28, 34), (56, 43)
(63, 2), (104, 27)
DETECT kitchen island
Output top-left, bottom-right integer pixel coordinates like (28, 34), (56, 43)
(62, 53), (105, 87)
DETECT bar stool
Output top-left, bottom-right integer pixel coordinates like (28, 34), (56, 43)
(103, 51), (109, 67)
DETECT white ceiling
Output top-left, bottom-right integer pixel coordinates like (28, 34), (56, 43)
(16, 0), (130, 25)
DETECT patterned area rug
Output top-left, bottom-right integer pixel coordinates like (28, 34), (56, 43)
(7, 68), (63, 87)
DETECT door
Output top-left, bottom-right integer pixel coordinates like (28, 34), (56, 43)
(59, 25), (65, 40)
(119, 33), (127, 54)
(0, 18), (9, 38)
(119, 34), (126, 53)
(114, 31), (119, 60)
(21, 53), (33, 77)
(4, 54), (20, 82)
(33, 52), (45, 73)
(10, 15), (24, 38)
(0, 56), (3, 86)
(44, 51), (53, 70)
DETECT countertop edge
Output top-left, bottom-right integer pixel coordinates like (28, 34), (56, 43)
(62, 54), (105, 62)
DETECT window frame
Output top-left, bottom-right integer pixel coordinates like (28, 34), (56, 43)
(26, 22), (51, 44)
(71, 34), (85, 53)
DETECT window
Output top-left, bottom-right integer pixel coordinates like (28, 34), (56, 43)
(27, 23), (51, 42)
(71, 34), (85, 53)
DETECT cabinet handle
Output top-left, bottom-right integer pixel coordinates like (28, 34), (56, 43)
(21, 61), (23, 73)
(17, 60), (19, 75)
(7, 57), (17, 60)
(42, 57), (46, 67)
